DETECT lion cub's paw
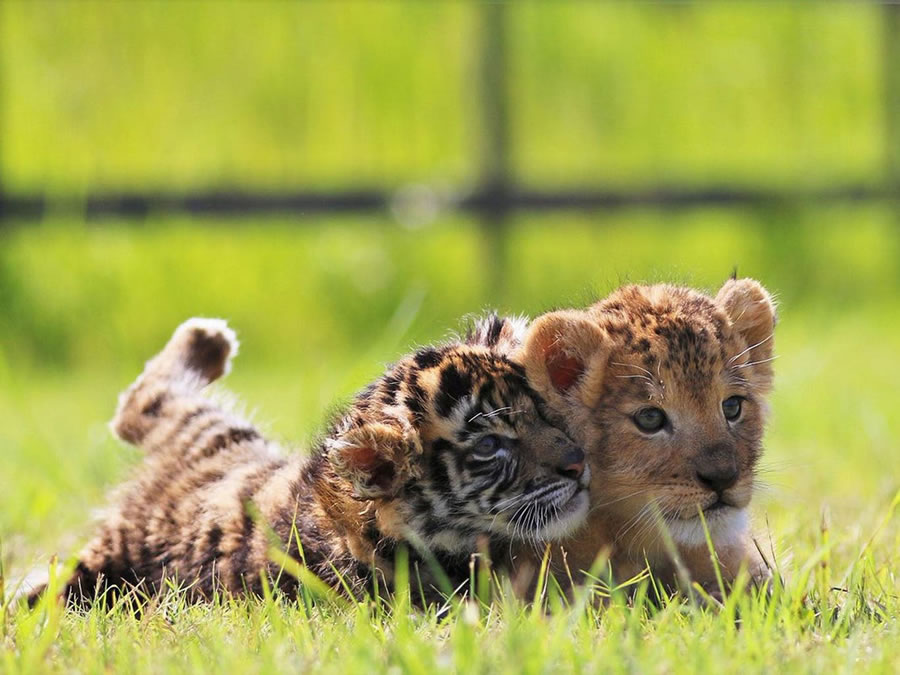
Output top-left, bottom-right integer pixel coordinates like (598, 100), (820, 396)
(166, 317), (239, 385)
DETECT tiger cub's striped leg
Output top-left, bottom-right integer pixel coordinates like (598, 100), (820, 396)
(111, 317), (246, 455)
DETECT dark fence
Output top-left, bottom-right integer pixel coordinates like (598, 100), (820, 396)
(2, 4), (900, 225)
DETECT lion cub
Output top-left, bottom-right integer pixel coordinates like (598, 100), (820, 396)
(516, 278), (776, 592)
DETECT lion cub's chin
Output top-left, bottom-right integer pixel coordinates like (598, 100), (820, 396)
(667, 506), (749, 549)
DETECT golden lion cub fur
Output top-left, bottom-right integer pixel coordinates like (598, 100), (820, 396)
(516, 278), (776, 593)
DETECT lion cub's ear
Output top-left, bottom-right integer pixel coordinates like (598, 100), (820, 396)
(716, 278), (777, 354)
(716, 278), (777, 387)
(517, 310), (609, 409)
(327, 423), (422, 500)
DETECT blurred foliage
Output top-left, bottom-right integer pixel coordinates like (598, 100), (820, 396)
(1, 210), (899, 373)
(0, 1), (886, 191)
(1, 1), (476, 191)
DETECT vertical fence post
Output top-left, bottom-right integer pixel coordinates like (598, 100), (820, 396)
(0, 4), (4, 223)
(885, 3), (900, 213)
(478, 2), (511, 298)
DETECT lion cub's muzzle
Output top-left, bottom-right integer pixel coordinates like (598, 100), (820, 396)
(693, 441), (739, 495)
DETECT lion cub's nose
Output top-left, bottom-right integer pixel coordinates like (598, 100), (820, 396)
(695, 464), (738, 494)
(695, 442), (739, 494)
(556, 447), (586, 481)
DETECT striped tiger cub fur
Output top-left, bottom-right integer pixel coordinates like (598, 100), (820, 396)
(33, 317), (589, 607)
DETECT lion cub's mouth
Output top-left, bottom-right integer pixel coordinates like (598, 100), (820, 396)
(704, 499), (732, 514)
(673, 496), (737, 521)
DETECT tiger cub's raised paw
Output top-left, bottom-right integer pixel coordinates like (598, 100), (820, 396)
(164, 317), (239, 386)
(112, 318), (239, 447)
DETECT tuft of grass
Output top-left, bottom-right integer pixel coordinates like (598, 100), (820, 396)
(4, 515), (898, 675)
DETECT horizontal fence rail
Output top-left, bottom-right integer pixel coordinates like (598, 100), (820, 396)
(0, 184), (898, 224)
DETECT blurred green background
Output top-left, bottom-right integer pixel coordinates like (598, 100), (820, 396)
(0, 0), (897, 577)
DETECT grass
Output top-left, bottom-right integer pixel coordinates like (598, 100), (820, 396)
(1, 216), (898, 673)
(5, 544), (897, 674)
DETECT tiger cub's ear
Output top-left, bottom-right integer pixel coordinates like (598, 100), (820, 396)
(516, 310), (610, 410)
(327, 422), (423, 499)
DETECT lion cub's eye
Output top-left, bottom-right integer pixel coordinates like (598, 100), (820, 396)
(633, 407), (667, 433)
(722, 396), (743, 421)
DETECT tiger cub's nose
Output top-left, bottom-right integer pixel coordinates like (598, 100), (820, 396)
(556, 447), (586, 481)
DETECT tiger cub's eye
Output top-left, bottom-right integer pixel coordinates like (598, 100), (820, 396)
(722, 396), (743, 421)
(633, 407), (667, 433)
(472, 434), (503, 457)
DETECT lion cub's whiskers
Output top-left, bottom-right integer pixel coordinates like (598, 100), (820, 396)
(726, 333), (774, 367)
(732, 355), (779, 370)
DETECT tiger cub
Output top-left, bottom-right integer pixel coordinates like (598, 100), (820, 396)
(33, 318), (589, 607)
